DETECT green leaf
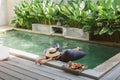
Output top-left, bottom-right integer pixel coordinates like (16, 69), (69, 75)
(82, 25), (91, 32)
(90, 2), (98, 11)
(18, 19), (23, 26)
(94, 28), (100, 35)
(99, 27), (109, 35)
(11, 19), (16, 24)
(99, 0), (105, 7)
(108, 29), (114, 35)
(112, 0), (118, 13)
(105, 0), (112, 9)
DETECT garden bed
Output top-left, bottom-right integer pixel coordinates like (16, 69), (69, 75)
(90, 32), (120, 43)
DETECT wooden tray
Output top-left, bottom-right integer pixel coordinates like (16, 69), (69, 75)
(61, 64), (88, 75)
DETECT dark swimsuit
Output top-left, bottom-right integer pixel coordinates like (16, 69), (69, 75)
(58, 49), (86, 62)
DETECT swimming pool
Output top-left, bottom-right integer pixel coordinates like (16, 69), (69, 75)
(0, 30), (120, 68)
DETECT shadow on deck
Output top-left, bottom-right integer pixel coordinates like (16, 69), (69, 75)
(0, 56), (120, 80)
(0, 56), (94, 80)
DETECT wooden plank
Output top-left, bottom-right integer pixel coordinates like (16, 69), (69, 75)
(0, 78), (3, 80)
(0, 62), (52, 80)
(2, 60), (69, 80)
(0, 71), (20, 80)
(116, 75), (120, 80)
(100, 63), (120, 80)
(10, 57), (74, 80)
(10, 57), (92, 80)
(79, 77), (95, 80)
(0, 65), (35, 80)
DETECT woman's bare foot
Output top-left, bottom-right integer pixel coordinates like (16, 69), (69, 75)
(73, 47), (81, 50)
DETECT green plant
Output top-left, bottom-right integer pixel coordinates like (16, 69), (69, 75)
(11, 0), (34, 29)
(11, 0), (120, 35)
(97, 0), (120, 35)
(31, 0), (60, 25)
(82, 0), (99, 33)
(82, 0), (120, 35)
(58, 0), (98, 28)
(11, 0), (62, 29)
(58, 0), (84, 28)
(42, 0), (60, 24)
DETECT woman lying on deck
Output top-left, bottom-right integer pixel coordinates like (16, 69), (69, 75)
(35, 44), (86, 64)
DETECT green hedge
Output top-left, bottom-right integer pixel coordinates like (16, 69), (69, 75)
(11, 0), (120, 35)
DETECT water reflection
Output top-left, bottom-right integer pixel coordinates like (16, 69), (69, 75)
(1, 30), (120, 68)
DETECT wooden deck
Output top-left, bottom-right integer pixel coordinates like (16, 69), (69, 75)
(1, 56), (120, 80)
(0, 56), (94, 80)
(100, 63), (120, 80)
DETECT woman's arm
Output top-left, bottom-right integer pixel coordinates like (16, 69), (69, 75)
(40, 57), (53, 64)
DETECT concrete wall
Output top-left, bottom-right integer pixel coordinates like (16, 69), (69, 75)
(0, 0), (21, 26)
(7, 0), (21, 26)
(0, 0), (8, 26)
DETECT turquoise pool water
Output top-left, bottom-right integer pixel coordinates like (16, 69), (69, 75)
(0, 30), (120, 68)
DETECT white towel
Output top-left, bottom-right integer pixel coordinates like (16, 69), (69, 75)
(0, 46), (9, 60)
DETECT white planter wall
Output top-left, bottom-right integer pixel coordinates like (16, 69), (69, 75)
(32, 24), (51, 35)
(64, 27), (89, 41)
(0, 0), (8, 26)
(32, 24), (89, 41)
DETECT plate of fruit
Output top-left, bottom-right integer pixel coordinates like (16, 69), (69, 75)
(62, 61), (88, 74)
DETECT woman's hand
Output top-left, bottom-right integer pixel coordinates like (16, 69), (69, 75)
(35, 56), (45, 64)
(40, 60), (48, 64)
(35, 57), (53, 64)
(35, 58), (42, 64)
(40, 57), (53, 64)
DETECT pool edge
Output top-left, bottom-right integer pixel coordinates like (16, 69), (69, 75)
(8, 47), (120, 79)
(93, 53), (120, 78)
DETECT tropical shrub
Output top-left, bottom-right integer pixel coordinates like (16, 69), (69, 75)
(97, 0), (120, 35)
(11, 0), (120, 35)
(11, 0), (62, 29)
(82, 0), (120, 35)
(31, 0), (61, 25)
(58, 0), (83, 28)
(11, 0), (33, 29)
